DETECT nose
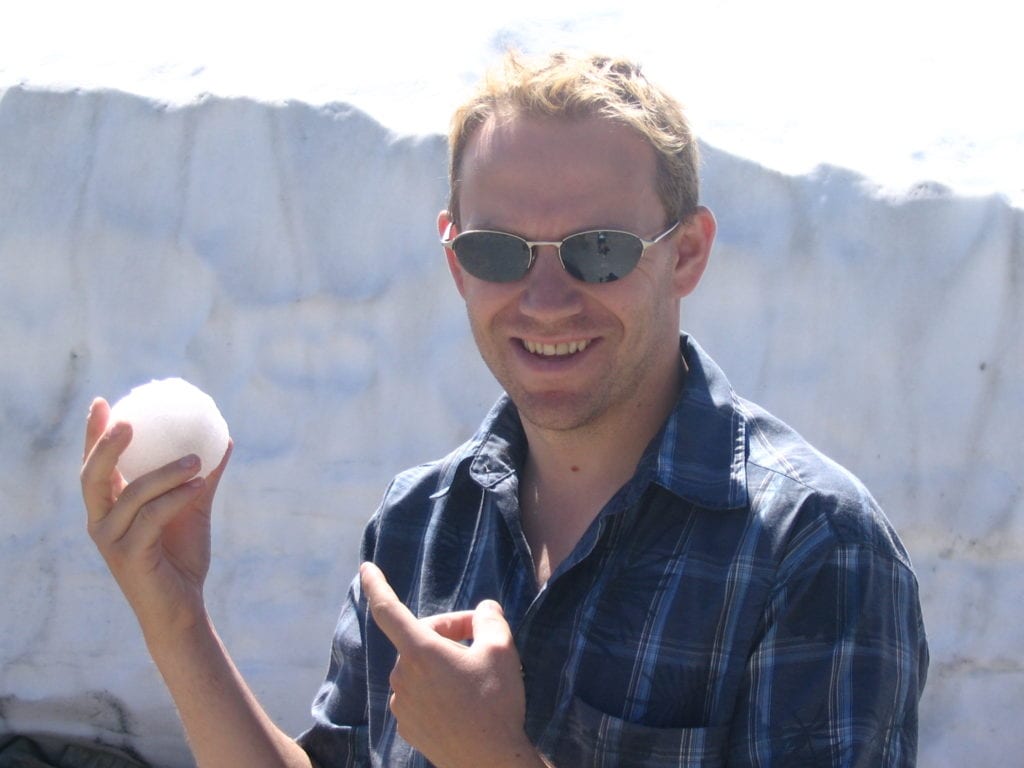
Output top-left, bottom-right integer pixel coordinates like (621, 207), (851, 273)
(518, 245), (584, 321)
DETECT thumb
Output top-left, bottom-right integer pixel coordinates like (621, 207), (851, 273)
(471, 599), (513, 648)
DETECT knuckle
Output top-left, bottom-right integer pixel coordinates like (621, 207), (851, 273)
(372, 596), (404, 619)
(135, 499), (161, 528)
(87, 518), (119, 555)
(87, 514), (118, 546)
(86, 517), (104, 542)
(388, 692), (402, 721)
(395, 645), (427, 675)
(79, 461), (103, 492)
(116, 481), (140, 508)
(86, 525), (104, 548)
(481, 639), (519, 670)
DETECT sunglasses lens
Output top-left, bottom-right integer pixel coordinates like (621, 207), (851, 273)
(452, 232), (532, 283)
(560, 231), (644, 283)
(449, 229), (648, 284)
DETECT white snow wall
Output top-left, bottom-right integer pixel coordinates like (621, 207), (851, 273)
(0, 86), (1021, 766)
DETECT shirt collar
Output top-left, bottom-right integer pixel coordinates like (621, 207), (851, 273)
(463, 397), (525, 489)
(648, 335), (748, 510)
(458, 335), (748, 510)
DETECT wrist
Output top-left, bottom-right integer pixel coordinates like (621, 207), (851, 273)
(496, 735), (551, 768)
(142, 608), (216, 661)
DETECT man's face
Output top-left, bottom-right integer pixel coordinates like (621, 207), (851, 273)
(441, 113), (710, 435)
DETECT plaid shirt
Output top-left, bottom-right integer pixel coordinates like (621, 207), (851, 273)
(298, 336), (928, 767)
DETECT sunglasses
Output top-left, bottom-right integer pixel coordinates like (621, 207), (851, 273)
(441, 220), (681, 284)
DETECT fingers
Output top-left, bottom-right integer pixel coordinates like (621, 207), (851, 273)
(361, 562), (422, 654)
(422, 610), (476, 643)
(195, 440), (233, 506)
(96, 455), (207, 544)
(83, 397), (110, 461)
(81, 412), (132, 527)
(361, 562), (515, 660)
(422, 603), (512, 648)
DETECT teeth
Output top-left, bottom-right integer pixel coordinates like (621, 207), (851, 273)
(523, 339), (590, 356)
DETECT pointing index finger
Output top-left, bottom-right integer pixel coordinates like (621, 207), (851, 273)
(360, 562), (421, 653)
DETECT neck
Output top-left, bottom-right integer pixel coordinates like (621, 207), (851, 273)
(521, 349), (684, 497)
(517, 351), (685, 584)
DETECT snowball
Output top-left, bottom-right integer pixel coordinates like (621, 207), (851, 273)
(107, 378), (230, 482)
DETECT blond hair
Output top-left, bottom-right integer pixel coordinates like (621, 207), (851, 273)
(447, 51), (700, 225)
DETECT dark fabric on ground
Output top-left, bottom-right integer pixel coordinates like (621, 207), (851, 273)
(0, 736), (149, 768)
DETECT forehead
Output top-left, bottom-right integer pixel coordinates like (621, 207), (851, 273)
(457, 113), (664, 233)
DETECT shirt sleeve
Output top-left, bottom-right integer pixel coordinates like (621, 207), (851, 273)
(726, 537), (929, 766)
(294, 573), (372, 768)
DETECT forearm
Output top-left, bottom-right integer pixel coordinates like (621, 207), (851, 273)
(145, 614), (312, 768)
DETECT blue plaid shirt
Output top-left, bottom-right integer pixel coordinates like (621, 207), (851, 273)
(298, 336), (928, 767)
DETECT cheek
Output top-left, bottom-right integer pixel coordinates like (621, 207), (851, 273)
(461, 280), (519, 323)
(602, 276), (677, 336)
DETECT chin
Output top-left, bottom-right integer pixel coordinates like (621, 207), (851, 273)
(510, 389), (605, 433)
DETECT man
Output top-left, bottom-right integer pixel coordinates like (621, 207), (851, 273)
(81, 52), (928, 767)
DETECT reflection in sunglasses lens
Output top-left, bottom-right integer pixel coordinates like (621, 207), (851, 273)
(562, 232), (641, 283)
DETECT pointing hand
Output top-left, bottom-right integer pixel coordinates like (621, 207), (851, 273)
(360, 562), (545, 768)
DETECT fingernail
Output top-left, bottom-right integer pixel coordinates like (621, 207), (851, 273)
(179, 454), (200, 470)
(109, 422), (127, 438)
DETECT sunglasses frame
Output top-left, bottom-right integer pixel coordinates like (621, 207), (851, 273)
(441, 219), (681, 284)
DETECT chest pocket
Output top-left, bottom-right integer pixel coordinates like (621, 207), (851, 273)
(548, 696), (729, 767)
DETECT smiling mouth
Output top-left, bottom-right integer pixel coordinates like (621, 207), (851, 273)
(521, 339), (591, 357)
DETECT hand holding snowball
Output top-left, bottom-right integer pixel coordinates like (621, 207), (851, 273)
(81, 380), (232, 643)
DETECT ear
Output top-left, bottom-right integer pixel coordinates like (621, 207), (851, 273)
(438, 210), (467, 298)
(670, 206), (716, 299)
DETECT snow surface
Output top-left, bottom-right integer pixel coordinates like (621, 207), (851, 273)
(2, 1), (1021, 207)
(1, 10), (1022, 766)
